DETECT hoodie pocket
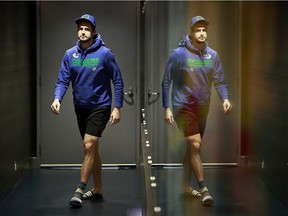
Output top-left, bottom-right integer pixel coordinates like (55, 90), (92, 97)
(73, 86), (100, 105)
(186, 87), (210, 103)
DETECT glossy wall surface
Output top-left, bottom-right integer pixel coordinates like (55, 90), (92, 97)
(241, 1), (288, 206)
(0, 2), (36, 200)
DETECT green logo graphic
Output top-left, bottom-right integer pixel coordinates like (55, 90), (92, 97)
(72, 58), (100, 67)
(187, 58), (212, 68)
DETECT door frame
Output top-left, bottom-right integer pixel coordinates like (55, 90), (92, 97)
(36, 1), (142, 168)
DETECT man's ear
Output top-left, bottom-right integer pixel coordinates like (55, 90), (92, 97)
(189, 27), (194, 35)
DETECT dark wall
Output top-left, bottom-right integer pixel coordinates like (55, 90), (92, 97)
(0, 2), (36, 200)
(241, 2), (288, 206)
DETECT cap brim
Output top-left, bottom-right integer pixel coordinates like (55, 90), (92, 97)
(75, 18), (86, 25)
(75, 18), (95, 28)
(194, 20), (209, 27)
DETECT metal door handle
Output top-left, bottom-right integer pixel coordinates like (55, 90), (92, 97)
(148, 88), (160, 105)
(148, 89), (160, 97)
(124, 87), (134, 98)
(124, 87), (134, 105)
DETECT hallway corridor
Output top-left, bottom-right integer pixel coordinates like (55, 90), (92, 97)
(0, 167), (287, 216)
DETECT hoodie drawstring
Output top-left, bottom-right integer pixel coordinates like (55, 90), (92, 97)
(80, 51), (87, 66)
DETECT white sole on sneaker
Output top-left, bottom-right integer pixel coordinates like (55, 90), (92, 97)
(69, 196), (82, 207)
(202, 194), (214, 206)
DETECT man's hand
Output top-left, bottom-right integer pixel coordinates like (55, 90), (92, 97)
(110, 107), (121, 125)
(51, 99), (61, 115)
(164, 108), (174, 125)
(223, 99), (232, 114)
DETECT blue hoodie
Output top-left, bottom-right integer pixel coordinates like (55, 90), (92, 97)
(162, 35), (229, 108)
(54, 34), (124, 108)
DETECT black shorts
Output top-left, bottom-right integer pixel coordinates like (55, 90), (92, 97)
(173, 105), (209, 137)
(75, 106), (111, 139)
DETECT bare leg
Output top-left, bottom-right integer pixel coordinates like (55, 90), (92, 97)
(80, 134), (100, 189)
(185, 133), (214, 205)
(186, 133), (204, 183)
(183, 148), (193, 190)
(69, 134), (100, 206)
(91, 144), (102, 194)
(183, 133), (204, 193)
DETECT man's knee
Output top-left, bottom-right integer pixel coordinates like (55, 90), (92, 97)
(186, 134), (202, 151)
(83, 134), (99, 154)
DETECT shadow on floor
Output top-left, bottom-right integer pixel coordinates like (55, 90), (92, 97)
(0, 167), (287, 216)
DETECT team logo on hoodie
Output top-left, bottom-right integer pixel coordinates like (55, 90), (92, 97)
(187, 58), (212, 69)
(73, 52), (79, 58)
(72, 55), (100, 68)
(203, 53), (212, 59)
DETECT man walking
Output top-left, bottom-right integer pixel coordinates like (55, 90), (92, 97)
(51, 14), (124, 207)
(162, 15), (232, 206)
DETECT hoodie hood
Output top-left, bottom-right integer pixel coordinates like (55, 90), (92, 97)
(76, 34), (106, 65)
(76, 33), (105, 52)
(179, 35), (208, 55)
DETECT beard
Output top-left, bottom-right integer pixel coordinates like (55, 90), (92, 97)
(79, 35), (93, 42)
(196, 37), (206, 43)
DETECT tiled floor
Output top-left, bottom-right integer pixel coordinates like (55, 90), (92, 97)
(0, 167), (287, 216)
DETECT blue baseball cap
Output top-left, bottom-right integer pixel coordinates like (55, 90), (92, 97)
(75, 14), (96, 29)
(190, 16), (209, 29)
